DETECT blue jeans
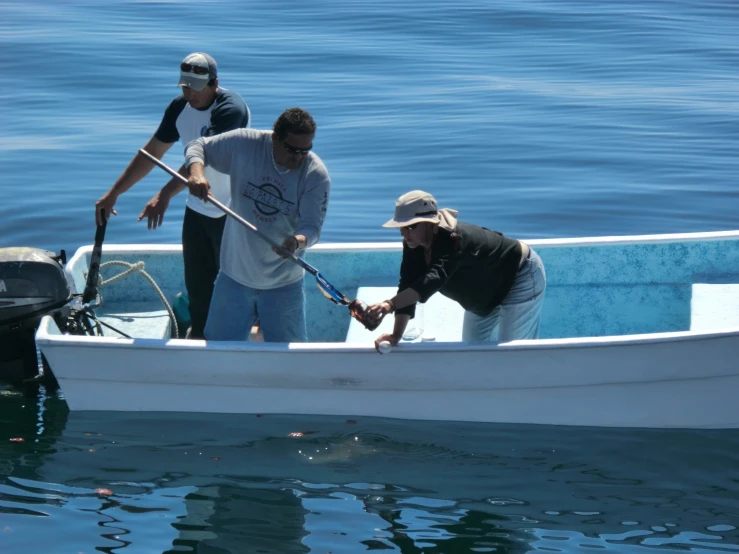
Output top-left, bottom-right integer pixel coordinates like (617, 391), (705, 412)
(204, 272), (307, 342)
(462, 248), (546, 342)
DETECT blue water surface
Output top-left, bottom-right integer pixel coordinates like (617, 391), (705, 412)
(1, 0), (739, 552)
(2, 0), (738, 253)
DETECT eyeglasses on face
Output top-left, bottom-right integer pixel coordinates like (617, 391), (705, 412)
(280, 138), (312, 155)
(401, 223), (419, 231)
(181, 63), (210, 76)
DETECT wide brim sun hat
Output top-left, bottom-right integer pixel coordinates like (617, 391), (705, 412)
(382, 190), (440, 228)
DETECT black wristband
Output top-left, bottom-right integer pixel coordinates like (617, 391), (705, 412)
(385, 299), (396, 313)
(291, 236), (301, 250)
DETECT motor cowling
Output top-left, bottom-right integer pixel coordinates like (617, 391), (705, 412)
(0, 247), (72, 382)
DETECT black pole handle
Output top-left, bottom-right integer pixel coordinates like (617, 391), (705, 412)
(82, 209), (107, 304)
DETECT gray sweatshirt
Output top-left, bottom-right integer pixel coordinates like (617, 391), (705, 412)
(185, 129), (331, 289)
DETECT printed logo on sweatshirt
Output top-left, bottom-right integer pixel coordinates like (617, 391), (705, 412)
(243, 181), (295, 217)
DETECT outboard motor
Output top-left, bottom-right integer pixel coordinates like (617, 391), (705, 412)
(0, 247), (72, 383)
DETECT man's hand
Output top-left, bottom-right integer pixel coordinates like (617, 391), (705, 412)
(138, 191), (171, 230)
(366, 301), (393, 321)
(95, 192), (118, 226)
(272, 235), (301, 259)
(374, 333), (400, 352)
(187, 171), (210, 201)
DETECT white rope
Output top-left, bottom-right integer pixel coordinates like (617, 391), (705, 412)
(97, 260), (179, 338)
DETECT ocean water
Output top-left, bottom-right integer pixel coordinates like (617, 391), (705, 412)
(1, 0), (739, 552)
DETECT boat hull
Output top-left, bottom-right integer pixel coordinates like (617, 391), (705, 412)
(35, 229), (739, 428)
(36, 317), (739, 428)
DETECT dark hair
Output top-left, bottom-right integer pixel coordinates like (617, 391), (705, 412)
(273, 107), (317, 141)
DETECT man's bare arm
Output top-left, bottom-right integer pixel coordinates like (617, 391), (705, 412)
(95, 136), (173, 225)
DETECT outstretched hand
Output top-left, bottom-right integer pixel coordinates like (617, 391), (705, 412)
(138, 192), (171, 230)
(366, 301), (393, 322)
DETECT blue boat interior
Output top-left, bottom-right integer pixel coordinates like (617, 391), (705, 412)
(64, 237), (739, 342)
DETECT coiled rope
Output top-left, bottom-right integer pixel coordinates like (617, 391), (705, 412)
(97, 260), (178, 338)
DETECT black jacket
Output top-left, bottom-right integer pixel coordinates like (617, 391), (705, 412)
(397, 221), (522, 317)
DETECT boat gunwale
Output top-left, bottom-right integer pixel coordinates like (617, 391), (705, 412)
(35, 315), (739, 353)
(65, 228), (739, 262)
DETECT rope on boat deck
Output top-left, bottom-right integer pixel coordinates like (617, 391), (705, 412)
(97, 260), (179, 338)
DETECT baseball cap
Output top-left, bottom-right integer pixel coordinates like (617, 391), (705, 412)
(177, 52), (218, 91)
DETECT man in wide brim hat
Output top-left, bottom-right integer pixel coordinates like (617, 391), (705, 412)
(364, 189), (547, 352)
(382, 190), (457, 231)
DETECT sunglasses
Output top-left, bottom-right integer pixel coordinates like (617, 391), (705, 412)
(281, 138), (312, 155)
(180, 63), (210, 76)
(401, 223), (419, 231)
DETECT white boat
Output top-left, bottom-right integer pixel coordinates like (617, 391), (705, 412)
(34, 229), (739, 428)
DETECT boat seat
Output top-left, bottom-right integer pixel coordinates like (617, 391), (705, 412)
(346, 286), (466, 342)
(96, 308), (173, 339)
(690, 283), (739, 331)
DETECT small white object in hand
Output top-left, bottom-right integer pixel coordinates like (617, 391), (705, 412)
(378, 341), (392, 354)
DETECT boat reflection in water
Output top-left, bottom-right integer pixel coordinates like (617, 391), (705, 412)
(2, 396), (738, 553)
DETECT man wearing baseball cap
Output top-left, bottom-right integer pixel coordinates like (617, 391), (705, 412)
(176, 52), (218, 91)
(95, 52), (250, 339)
